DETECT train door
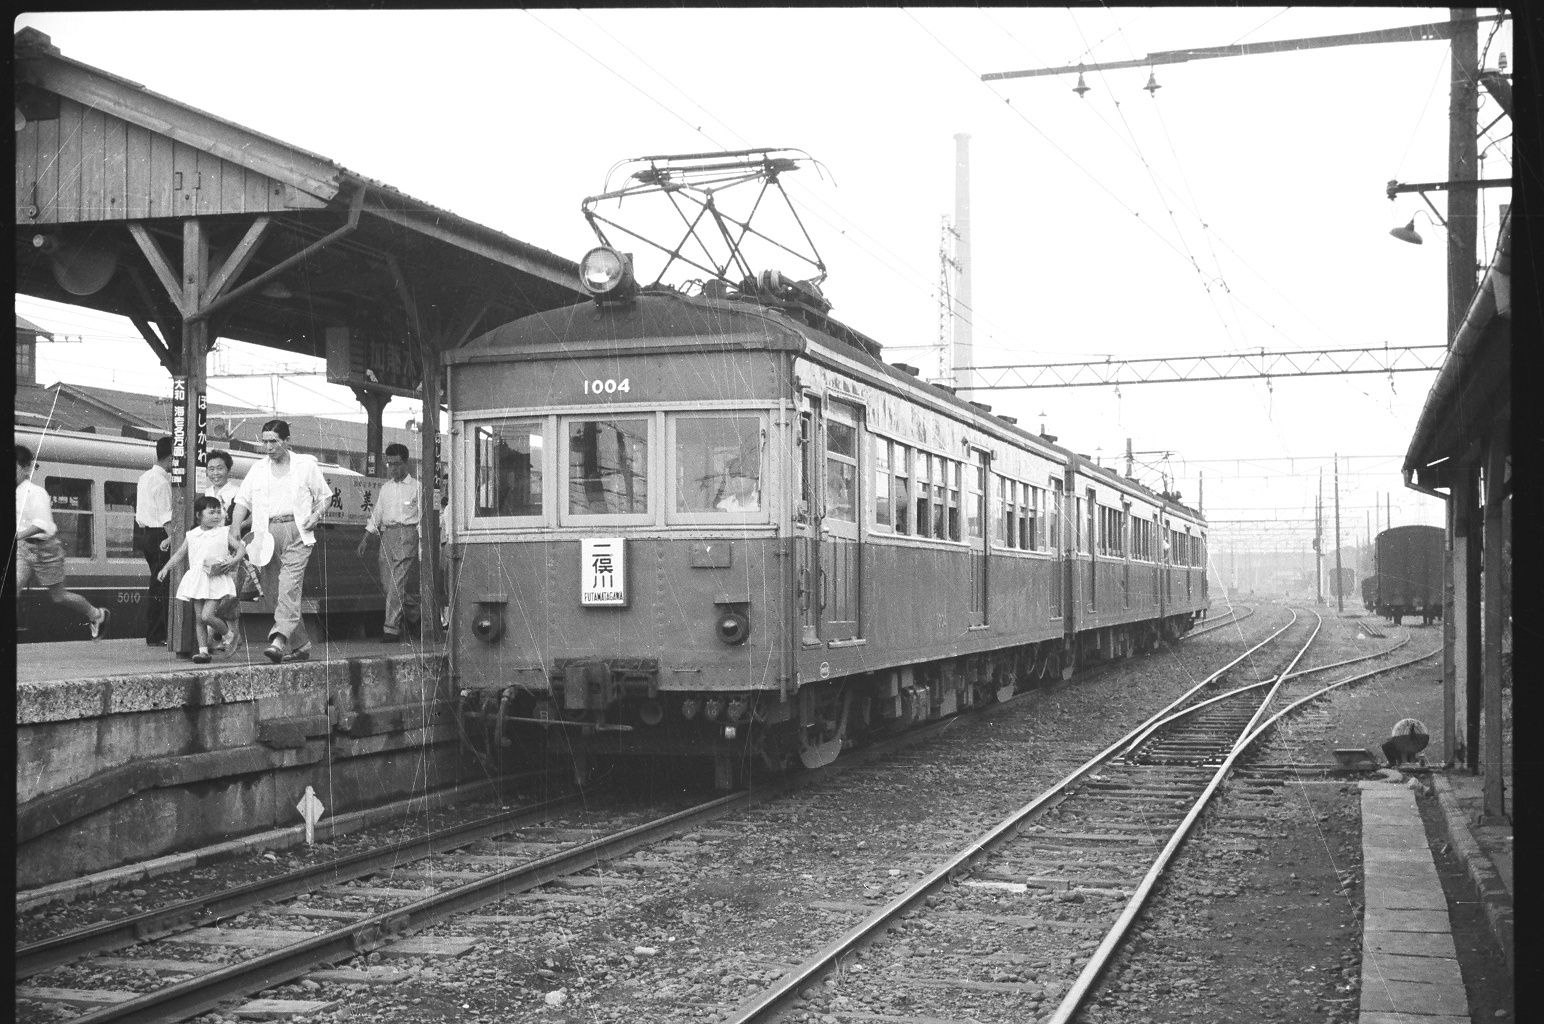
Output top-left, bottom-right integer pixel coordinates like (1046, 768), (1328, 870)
(1049, 475), (1064, 618)
(820, 401), (862, 640)
(796, 400), (820, 645)
(967, 449), (990, 627)
(1085, 488), (1098, 614)
(1121, 501), (1131, 610)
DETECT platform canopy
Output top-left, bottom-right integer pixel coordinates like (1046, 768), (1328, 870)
(13, 27), (585, 391)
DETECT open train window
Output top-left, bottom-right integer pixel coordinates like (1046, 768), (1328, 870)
(669, 413), (764, 521)
(472, 420), (546, 522)
(44, 475), (93, 558)
(564, 416), (650, 520)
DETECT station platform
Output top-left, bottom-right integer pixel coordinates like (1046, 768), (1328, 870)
(1359, 769), (1513, 1023)
(15, 635), (467, 889)
(16, 634), (446, 686)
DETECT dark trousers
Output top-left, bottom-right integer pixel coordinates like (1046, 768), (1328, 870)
(138, 525), (170, 642)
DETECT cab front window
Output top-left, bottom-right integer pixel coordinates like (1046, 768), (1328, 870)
(673, 414), (763, 515)
(567, 417), (649, 516)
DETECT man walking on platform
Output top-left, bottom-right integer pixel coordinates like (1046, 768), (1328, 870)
(229, 419), (333, 664)
(135, 435), (174, 645)
(357, 442), (421, 642)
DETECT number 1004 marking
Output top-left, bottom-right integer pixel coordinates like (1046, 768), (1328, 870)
(584, 378), (631, 395)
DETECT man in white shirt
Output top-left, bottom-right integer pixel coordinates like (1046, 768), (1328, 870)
(228, 419), (333, 664)
(357, 442), (421, 642)
(134, 435), (174, 645)
(16, 444), (110, 639)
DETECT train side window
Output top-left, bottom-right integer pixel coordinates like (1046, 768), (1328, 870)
(873, 438), (892, 531)
(104, 481), (137, 558)
(672, 413), (762, 515)
(892, 444), (911, 535)
(914, 454), (932, 538)
(567, 417), (649, 517)
(473, 420), (545, 520)
(824, 417), (857, 523)
(945, 460), (961, 541)
(44, 475), (93, 558)
(1027, 484), (1041, 551)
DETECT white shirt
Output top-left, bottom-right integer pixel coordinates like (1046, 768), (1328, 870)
(366, 474), (420, 533)
(235, 452), (331, 546)
(16, 478), (58, 539)
(135, 464), (173, 529)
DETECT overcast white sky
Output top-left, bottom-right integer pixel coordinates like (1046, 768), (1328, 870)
(15, 8), (1513, 557)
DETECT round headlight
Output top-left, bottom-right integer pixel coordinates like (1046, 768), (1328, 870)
(715, 610), (750, 645)
(580, 246), (633, 297)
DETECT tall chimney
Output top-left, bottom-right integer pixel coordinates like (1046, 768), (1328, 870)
(952, 133), (974, 397)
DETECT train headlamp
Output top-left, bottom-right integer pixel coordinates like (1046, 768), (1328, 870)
(579, 246), (637, 301)
(471, 602), (505, 643)
(715, 609), (750, 645)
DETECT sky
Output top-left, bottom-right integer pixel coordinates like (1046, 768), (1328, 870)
(14, 8), (1514, 569)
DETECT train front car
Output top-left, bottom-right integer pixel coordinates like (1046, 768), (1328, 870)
(446, 257), (803, 788)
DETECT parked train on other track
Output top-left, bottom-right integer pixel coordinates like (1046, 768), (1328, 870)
(14, 425), (386, 643)
(1368, 524), (1444, 625)
(446, 245), (1210, 787)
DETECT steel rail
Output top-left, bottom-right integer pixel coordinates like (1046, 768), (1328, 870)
(1043, 609), (1328, 1024)
(60, 711), (978, 1024)
(724, 607), (1302, 1023)
(1188, 603), (1256, 637)
(17, 789), (587, 980)
(68, 790), (761, 1024)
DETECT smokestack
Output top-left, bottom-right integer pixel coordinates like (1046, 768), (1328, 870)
(952, 133), (973, 397)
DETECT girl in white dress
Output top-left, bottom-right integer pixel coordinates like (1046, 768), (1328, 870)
(158, 496), (246, 663)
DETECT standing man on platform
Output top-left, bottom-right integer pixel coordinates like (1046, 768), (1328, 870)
(135, 435), (174, 646)
(357, 442), (421, 642)
(229, 419), (333, 664)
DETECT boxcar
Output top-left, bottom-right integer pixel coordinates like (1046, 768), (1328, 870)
(445, 248), (1209, 787)
(1372, 524), (1444, 625)
(14, 425), (385, 643)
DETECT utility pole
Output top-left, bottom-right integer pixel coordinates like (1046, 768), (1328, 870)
(1315, 472), (1324, 605)
(1125, 438), (1134, 478)
(1334, 453), (1345, 613)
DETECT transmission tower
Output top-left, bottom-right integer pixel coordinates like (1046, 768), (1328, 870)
(935, 216), (960, 383)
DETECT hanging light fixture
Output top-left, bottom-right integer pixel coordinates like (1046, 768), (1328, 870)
(1144, 71), (1162, 95)
(1389, 209), (1442, 245)
(1073, 72), (1090, 98)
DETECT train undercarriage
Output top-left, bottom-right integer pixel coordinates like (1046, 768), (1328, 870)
(456, 613), (1200, 789)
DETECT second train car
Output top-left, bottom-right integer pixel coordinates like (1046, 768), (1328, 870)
(446, 247), (1209, 787)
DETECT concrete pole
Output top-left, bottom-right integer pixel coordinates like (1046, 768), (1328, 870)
(951, 133), (974, 398)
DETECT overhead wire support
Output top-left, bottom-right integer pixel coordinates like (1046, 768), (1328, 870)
(961, 344), (1447, 390)
(980, 13), (1506, 82)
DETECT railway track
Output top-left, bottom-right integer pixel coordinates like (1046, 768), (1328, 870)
(18, 607), (1429, 1023)
(723, 610), (1438, 1024)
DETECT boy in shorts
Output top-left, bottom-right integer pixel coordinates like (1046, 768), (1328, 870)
(15, 444), (109, 638)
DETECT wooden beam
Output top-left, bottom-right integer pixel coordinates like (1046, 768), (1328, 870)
(204, 215), (272, 302)
(127, 222), (189, 317)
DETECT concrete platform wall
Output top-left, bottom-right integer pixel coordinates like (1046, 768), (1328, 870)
(16, 650), (477, 887)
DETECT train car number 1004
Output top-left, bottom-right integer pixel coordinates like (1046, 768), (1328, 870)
(583, 378), (632, 395)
